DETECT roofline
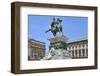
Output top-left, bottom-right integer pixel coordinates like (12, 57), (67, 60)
(67, 38), (87, 44)
(29, 38), (45, 44)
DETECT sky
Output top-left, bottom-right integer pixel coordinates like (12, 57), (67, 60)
(28, 15), (88, 51)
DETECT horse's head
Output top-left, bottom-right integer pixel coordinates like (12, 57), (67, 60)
(57, 18), (62, 22)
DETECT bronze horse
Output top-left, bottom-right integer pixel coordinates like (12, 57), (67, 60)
(45, 18), (63, 36)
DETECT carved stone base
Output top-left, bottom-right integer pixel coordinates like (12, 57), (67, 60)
(41, 35), (71, 60)
(49, 35), (68, 49)
(42, 48), (72, 60)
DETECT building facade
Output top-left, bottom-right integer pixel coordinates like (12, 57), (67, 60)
(67, 38), (88, 59)
(28, 38), (45, 60)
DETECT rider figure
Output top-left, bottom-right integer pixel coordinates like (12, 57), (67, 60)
(51, 18), (56, 31)
(56, 18), (63, 34)
(45, 18), (63, 36)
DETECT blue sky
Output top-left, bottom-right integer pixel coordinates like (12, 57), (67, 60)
(28, 15), (88, 50)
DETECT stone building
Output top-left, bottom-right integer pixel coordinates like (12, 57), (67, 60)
(67, 38), (88, 59)
(28, 38), (45, 60)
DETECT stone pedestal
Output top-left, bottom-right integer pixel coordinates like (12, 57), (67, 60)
(42, 35), (72, 60)
(49, 35), (68, 49)
(50, 49), (71, 60)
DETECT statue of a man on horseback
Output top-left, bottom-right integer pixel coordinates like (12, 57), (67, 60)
(45, 18), (63, 36)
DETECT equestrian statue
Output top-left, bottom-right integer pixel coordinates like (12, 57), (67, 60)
(45, 18), (63, 36)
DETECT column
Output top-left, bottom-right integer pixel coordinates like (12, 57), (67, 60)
(71, 46), (73, 57)
(80, 49), (83, 57)
(77, 45), (79, 58)
(77, 50), (79, 57)
(74, 50), (76, 57)
(70, 50), (73, 57)
(84, 44), (88, 57)
(84, 49), (87, 57)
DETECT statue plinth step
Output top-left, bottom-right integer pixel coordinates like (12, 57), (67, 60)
(49, 35), (68, 43)
(49, 35), (68, 49)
